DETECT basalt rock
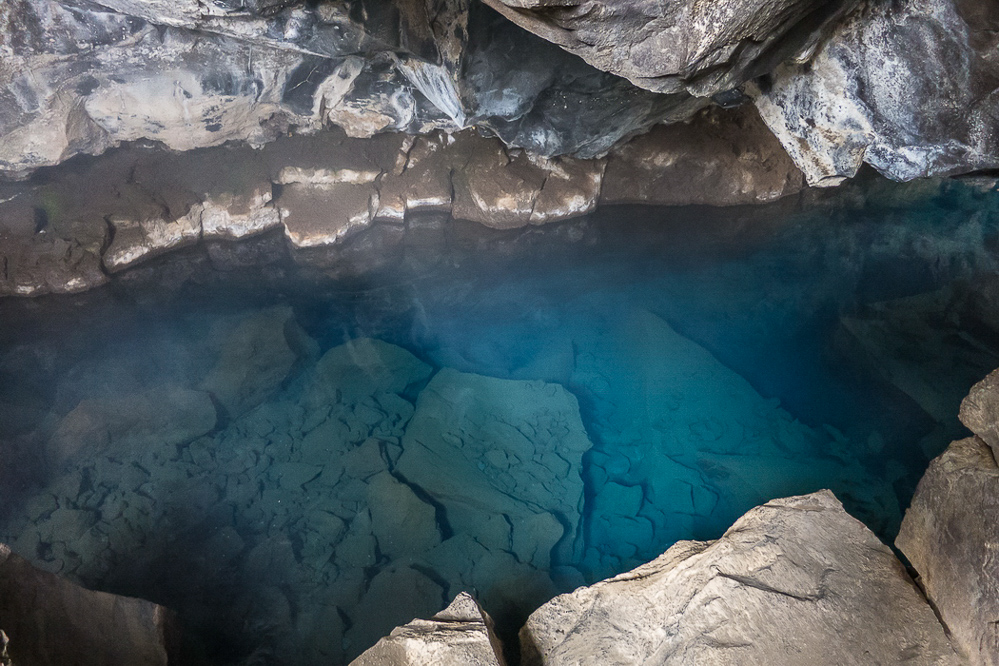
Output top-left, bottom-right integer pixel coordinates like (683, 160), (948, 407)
(481, 0), (860, 98)
(752, 0), (999, 186)
(959, 368), (999, 460)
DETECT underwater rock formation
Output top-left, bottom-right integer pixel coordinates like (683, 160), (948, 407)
(0, 542), (176, 665)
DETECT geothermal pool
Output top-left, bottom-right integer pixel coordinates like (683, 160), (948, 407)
(1, 175), (997, 664)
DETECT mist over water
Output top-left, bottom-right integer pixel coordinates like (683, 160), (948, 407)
(1, 176), (997, 664)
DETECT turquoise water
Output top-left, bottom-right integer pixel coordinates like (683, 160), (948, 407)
(1, 176), (997, 664)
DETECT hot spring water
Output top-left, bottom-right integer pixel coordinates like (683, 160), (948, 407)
(1, 177), (997, 664)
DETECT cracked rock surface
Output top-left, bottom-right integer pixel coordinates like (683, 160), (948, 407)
(897, 367), (999, 666)
(521, 490), (960, 666)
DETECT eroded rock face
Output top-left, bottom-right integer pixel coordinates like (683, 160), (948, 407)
(897, 436), (999, 666)
(482, 0), (859, 98)
(0, 542), (176, 666)
(0, 0), (687, 177)
(752, 0), (999, 185)
(522, 491), (959, 666)
(350, 592), (505, 666)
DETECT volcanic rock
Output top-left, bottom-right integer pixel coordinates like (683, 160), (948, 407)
(522, 491), (960, 666)
(350, 592), (504, 666)
(897, 435), (999, 666)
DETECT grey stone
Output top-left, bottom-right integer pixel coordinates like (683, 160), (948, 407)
(200, 306), (314, 418)
(398, 368), (591, 566)
(753, 0), (999, 185)
(959, 368), (999, 460)
(304, 338), (432, 409)
(483, 0), (858, 97)
(350, 592), (504, 666)
(0, 542), (176, 665)
(523, 491), (960, 666)
(897, 436), (999, 666)
(366, 472), (442, 559)
(345, 565), (446, 662)
(48, 386), (217, 466)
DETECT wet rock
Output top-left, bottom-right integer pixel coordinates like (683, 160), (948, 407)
(345, 565), (445, 662)
(397, 368), (591, 597)
(200, 184), (282, 240)
(959, 368), (999, 460)
(49, 386), (217, 465)
(0, 194), (109, 297)
(304, 338), (432, 409)
(601, 106), (805, 206)
(522, 491), (960, 666)
(351, 592), (504, 666)
(366, 472), (442, 559)
(483, 0), (857, 97)
(200, 306), (313, 417)
(897, 435), (999, 666)
(0, 542), (176, 665)
(104, 206), (203, 273)
(451, 134), (605, 229)
(753, 0), (999, 185)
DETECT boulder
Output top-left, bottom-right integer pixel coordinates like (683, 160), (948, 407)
(752, 0), (999, 185)
(350, 592), (505, 666)
(0, 542), (177, 665)
(522, 491), (959, 666)
(48, 386), (217, 466)
(897, 436), (999, 666)
(959, 368), (999, 460)
(200, 306), (315, 418)
(482, 0), (858, 97)
(398, 368), (591, 565)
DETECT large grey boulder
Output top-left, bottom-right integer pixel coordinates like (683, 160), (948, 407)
(959, 368), (999, 460)
(350, 592), (505, 666)
(897, 436), (999, 666)
(522, 491), (960, 666)
(482, 0), (859, 98)
(0, 542), (176, 665)
(752, 0), (999, 185)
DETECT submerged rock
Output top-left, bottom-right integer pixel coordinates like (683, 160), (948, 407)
(0, 542), (176, 665)
(397, 368), (592, 617)
(48, 386), (217, 466)
(897, 434), (999, 666)
(351, 592), (504, 666)
(522, 491), (959, 666)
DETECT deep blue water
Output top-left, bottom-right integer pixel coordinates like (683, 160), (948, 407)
(1, 175), (998, 664)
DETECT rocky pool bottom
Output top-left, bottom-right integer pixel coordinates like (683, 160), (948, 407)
(1, 176), (998, 664)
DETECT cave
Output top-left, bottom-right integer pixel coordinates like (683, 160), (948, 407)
(0, 1), (998, 665)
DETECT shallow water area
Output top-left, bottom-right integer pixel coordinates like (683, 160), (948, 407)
(1, 174), (998, 664)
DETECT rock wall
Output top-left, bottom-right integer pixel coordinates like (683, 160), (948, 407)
(0, 104), (805, 298)
(0, 0), (996, 189)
